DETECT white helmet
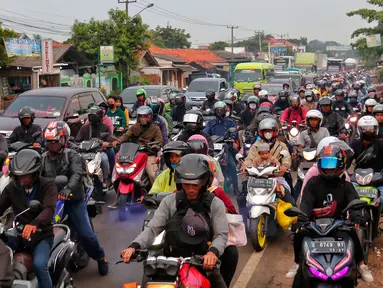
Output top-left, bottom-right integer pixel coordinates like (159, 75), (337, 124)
(357, 115), (379, 136)
(365, 98), (378, 107)
(316, 136), (353, 156)
(360, 79), (366, 85)
(306, 109), (323, 126)
(258, 90), (269, 98)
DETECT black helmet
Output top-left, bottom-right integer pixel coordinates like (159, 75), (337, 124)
(175, 94), (186, 106)
(88, 106), (103, 125)
(317, 145), (347, 179)
(18, 106), (35, 125)
(97, 101), (108, 116)
(278, 89), (289, 99)
(183, 110), (204, 133)
(10, 149), (41, 189)
(206, 89), (216, 100)
(174, 154), (212, 188)
(163, 141), (190, 170)
(334, 89), (345, 97)
(318, 97), (332, 107)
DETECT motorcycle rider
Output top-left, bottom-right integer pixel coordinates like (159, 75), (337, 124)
(282, 82), (290, 90)
(362, 99), (378, 117)
(373, 104), (383, 139)
(258, 89), (273, 106)
(76, 106), (114, 193)
(280, 95), (307, 125)
(84, 101), (114, 133)
(145, 96), (169, 145)
(107, 96), (127, 131)
(240, 95), (259, 127)
(201, 89), (217, 112)
(176, 110), (214, 154)
(8, 106), (42, 145)
(41, 121), (109, 276)
(115, 96), (130, 127)
(349, 91), (363, 113)
(318, 97), (345, 137)
(274, 89), (291, 113)
(170, 93), (190, 122)
(302, 90), (317, 111)
(0, 149), (57, 288)
(149, 141), (190, 194)
(131, 88), (146, 112)
(291, 146), (372, 286)
(297, 88), (305, 102)
(359, 79), (368, 98)
(158, 97), (173, 135)
(121, 154), (229, 288)
(332, 89), (354, 119)
(318, 81), (328, 97)
(253, 83), (262, 96)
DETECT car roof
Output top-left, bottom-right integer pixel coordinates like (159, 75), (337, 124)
(191, 78), (225, 82)
(19, 87), (102, 98)
(123, 85), (176, 91)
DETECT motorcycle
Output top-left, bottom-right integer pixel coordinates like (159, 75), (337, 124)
(1, 200), (75, 288)
(113, 141), (160, 221)
(293, 148), (317, 200)
(285, 200), (367, 287)
(350, 168), (383, 263)
(282, 121), (305, 170)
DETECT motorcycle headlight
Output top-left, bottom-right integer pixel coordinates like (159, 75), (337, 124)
(248, 187), (272, 195)
(116, 163), (135, 175)
(350, 116), (358, 124)
(297, 167), (305, 180)
(356, 173), (373, 185)
(245, 144), (251, 148)
(290, 127), (299, 137)
(302, 150), (316, 161)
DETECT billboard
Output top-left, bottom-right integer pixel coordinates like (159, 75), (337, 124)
(3, 38), (41, 57)
(326, 46), (352, 51)
(100, 46), (114, 64)
(366, 34), (382, 48)
(41, 40), (53, 74)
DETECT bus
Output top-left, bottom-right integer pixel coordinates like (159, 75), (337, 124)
(327, 58), (344, 73)
(234, 63), (274, 94)
(273, 56), (295, 70)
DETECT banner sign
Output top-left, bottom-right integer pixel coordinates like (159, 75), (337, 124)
(41, 40), (53, 74)
(326, 46), (352, 51)
(366, 34), (382, 48)
(100, 46), (114, 64)
(3, 38), (41, 57)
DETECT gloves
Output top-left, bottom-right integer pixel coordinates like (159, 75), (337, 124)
(22, 224), (37, 240)
(291, 222), (303, 233)
(350, 210), (366, 227)
(58, 188), (72, 201)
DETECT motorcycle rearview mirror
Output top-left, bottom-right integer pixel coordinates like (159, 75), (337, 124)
(55, 175), (68, 186)
(342, 199), (367, 215)
(29, 200), (42, 213)
(32, 131), (41, 139)
(284, 207), (308, 220)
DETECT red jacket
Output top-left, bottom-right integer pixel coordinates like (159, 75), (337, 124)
(280, 106), (307, 125)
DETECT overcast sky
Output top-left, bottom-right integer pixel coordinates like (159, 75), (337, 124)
(0, 0), (375, 47)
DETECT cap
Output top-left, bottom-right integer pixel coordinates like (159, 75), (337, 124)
(258, 143), (270, 152)
(179, 208), (209, 245)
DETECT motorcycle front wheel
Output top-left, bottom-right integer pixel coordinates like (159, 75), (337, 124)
(118, 194), (128, 221)
(250, 214), (267, 251)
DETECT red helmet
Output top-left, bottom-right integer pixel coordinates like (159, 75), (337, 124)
(43, 121), (71, 151)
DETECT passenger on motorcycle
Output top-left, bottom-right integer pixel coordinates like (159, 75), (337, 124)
(121, 154), (229, 288)
(76, 106), (114, 192)
(258, 89), (273, 106)
(85, 101), (114, 133)
(302, 90), (317, 111)
(240, 95), (259, 127)
(349, 91), (363, 112)
(201, 89), (218, 112)
(359, 80), (368, 98)
(290, 145), (372, 285)
(362, 99), (378, 117)
(318, 97), (345, 137)
(170, 93), (190, 122)
(157, 97), (173, 135)
(248, 106), (274, 135)
(115, 96), (130, 127)
(280, 95), (307, 125)
(252, 142), (280, 166)
(297, 110), (329, 150)
(0, 149), (57, 288)
(145, 96), (169, 145)
(149, 141), (190, 194)
(8, 106), (42, 145)
(318, 81), (328, 97)
(165, 91), (177, 114)
(113, 106), (163, 184)
(41, 121), (109, 276)
(253, 83), (262, 96)
(176, 110), (214, 153)
(107, 96), (127, 131)
(332, 89), (354, 119)
(373, 104), (383, 139)
(131, 88), (146, 113)
(298, 88), (305, 102)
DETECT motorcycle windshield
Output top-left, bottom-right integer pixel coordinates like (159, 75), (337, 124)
(118, 143), (139, 163)
(80, 140), (98, 151)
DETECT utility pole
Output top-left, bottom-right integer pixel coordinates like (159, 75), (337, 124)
(118, 0), (137, 16)
(227, 26), (238, 54)
(277, 34), (287, 40)
(254, 30), (264, 53)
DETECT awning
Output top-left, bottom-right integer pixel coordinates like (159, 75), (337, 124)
(173, 64), (196, 72)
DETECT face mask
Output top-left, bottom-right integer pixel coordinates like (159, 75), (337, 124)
(249, 104), (257, 109)
(264, 132), (273, 140)
(306, 97), (313, 102)
(109, 104), (115, 109)
(225, 112), (230, 117)
(170, 163), (178, 169)
(362, 132), (375, 141)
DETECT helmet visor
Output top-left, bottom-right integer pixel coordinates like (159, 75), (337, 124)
(183, 114), (199, 123)
(318, 157), (339, 169)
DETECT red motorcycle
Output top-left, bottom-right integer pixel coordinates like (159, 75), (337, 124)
(113, 141), (159, 221)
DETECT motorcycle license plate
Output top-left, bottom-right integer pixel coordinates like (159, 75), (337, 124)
(214, 143), (223, 150)
(82, 153), (96, 160)
(248, 178), (274, 189)
(356, 187), (377, 198)
(310, 241), (346, 254)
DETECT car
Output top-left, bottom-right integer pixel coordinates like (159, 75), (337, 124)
(274, 71), (304, 87)
(0, 87), (106, 138)
(267, 78), (298, 93)
(185, 78), (229, 105)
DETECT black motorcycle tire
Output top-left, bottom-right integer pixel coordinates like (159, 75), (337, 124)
(118, 194), (128, 221)
(291, 158), (299, 171)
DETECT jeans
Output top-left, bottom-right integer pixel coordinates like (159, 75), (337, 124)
(33, 237), (53, 288)
(220, 245), (239, 287)
(104, 148), (115, 178)
(64, 200), (105, 260)
(100, 152), (110, 181)
(228, 152), (238, 190)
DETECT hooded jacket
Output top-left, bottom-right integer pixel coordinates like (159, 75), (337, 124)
(280, 106), (307, 125)
(107, 107), (127, 129)
(149, 168), (176, 194)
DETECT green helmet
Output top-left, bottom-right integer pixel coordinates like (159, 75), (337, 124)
(136, 88), (146, 98)
(214, 101), (227, 109)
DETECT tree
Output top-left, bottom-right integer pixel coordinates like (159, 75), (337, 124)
(347, 1), (383, 60)
(67, 9), (149, 86)
(0, 23), (18, 67)
(209, 41), (229, 51)
(151, 25), (191, 49)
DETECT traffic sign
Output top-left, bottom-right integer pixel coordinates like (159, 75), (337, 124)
(271, 47), (287, 52)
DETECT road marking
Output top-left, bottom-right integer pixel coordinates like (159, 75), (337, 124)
(233, 246), (267, 288)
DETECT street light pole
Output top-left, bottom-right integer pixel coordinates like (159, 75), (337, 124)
(133, 3), (154, 17)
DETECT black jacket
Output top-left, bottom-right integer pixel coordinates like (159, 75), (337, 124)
(300, 175), (360, 220)
(201, 99), (217, 111)
(8, 124), (42, 144)
(378, 123), (383, 140)
(348, 139), (383, 171)
(240, 109), (257, 127)
(332, 101), (354, 119)
(0, 177), (57, 245)
(41, 149), (85, 201)
(176, 130), (214, 156)
(170, 104), (190, 122)
(0, 134), (8, 163)
(273, 99), (289, 112)
(76, 122), (113, 142)
(321, 111), (344, 136)
(131, 100), (145, 113)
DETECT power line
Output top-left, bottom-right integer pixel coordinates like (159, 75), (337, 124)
(0, 9), (71, 28)
(0, 17), (71, 36)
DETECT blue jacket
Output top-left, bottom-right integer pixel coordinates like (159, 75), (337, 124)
(204, 117), (238, 140)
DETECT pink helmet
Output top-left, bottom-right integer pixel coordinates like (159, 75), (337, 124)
(187, 134), (209, 155)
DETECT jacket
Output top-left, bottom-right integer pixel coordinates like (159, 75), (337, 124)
(332, 101), (353, 119)
(203, 117), (238, 140)
(162, 113), (173, 136)
(208, 186), (237, 214)
(107, 107), (127, 129)
(123, 107), (130, 126)
(273, 99), (290, 111)
(130, 191), (228, 257)
(348, 139), (383, 171)
(243, 139), (291, 169)
(149, 168), (176, 194)
(152, 115), (168, 145)
(0, 177), (57, 245)
(132, 100), (145, 113)
(280, 107), (307, 125)
(119, 123), (163, 147)
(321, 111), (344, 136)
(41, 149), (85, 201)
(240, 109), (257, 127)
(75, 122), (113, 143)
(300, 175), (359, 220)
(170, 104), (190, 122)
(0, 134), (8, 162)
(201, 99), (217, 111)
(378, 123), (383, 139)
(8, 124), (42, 144)
(85, 115), (114, 134)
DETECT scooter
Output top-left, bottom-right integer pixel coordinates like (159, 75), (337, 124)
(293, 148), (317, 200)
(350, 168), (383, 263)
(1, 200), (75, 288)
(285, 200), (367, 287)
(113, 141), (159, 221)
